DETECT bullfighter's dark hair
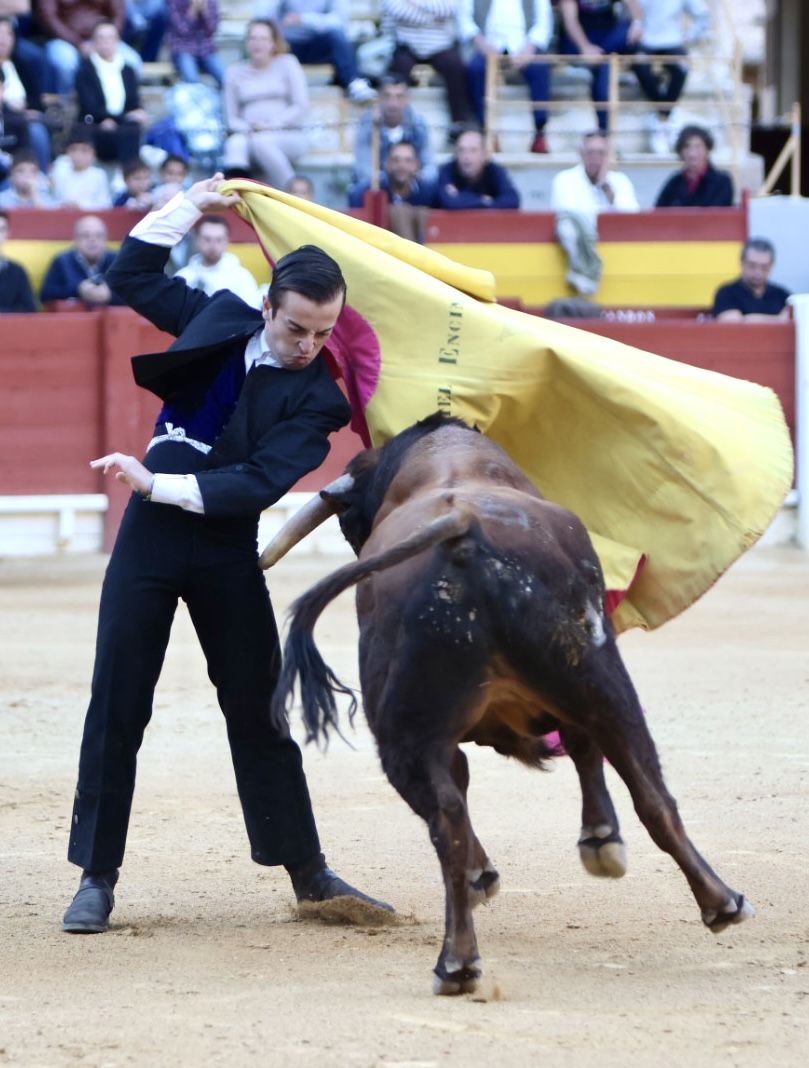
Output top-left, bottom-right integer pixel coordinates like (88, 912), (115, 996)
(675, 124), (714, 156)
(333, 413), (476, 555)
(268, 245), (346, 316)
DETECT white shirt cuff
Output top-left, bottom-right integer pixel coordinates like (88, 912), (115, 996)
(150, 473), (205, 513)
(129, 192), (203, 246)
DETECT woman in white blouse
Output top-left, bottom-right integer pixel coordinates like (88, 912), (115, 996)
(75, 21), (148, 164)
(222, 19), (309, 189)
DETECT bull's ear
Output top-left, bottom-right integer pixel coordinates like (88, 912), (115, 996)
(322, 446), (380, 512)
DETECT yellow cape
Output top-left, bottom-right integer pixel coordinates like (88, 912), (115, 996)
(225, 181), (794, 633)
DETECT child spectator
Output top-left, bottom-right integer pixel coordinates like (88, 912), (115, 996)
(51, 128), (113, 210)
(0, 208), (37, 311)
(151, 152), (190, 206)
(167, 0), (224, 86)
(286, 173), (314, 199)
(0, 149), (58, 208)
(112, 157), (154, 207)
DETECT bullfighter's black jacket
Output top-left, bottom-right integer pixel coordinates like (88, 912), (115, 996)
(106, 236), (351, 519)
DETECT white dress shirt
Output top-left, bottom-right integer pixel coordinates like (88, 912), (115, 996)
(550, 163), (640, 226)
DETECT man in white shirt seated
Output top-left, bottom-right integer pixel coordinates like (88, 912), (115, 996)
(550, 131), (639, 295)
(176, 214), (263, 308)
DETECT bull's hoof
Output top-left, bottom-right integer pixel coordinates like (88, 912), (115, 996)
(702, 894), (756, 933)
(469, 867), (500, 908)
(578, 825), (627, 878)
(433, 962), (482, 996)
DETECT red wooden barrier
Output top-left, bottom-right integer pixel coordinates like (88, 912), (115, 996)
(0, 310), (793, 551)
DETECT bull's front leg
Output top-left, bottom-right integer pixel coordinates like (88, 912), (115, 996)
(582, 657), (754, 932)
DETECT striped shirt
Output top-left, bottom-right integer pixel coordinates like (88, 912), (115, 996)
(382, 0), (461, 59)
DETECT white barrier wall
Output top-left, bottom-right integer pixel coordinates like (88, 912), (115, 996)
(789, 293), (809, 549)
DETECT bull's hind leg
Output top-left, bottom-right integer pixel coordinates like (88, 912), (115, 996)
(559, 724), (627, 878)
(582, 655), (754, 932)
(451, 749), (500, 907)
(380, 743), (482, 995)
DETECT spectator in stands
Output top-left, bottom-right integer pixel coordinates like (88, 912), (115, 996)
(634, 0), (711, 155)
(223, 19), (308, 190)
(350, 140), (434, 244)
(654, 124), (733, 208)
(558, 0), (644, 133)
(0, 15), (51, 172)
(0, 148), (58, 207)
(382, 0), (472, 135)
(51, 127), (113, 209)
(712, 238), (791, 323)
(175, 213), (263, 306)
(112, 156), (155, 207)
(353, 72), (434, 187)
(286, 173), (314, 199)
(1, 64), (30, 181)
(0, 208), (37, 310)
(167, 0), (224, 86)
(434, 125), (519, 210)
(124, 0), (167, 62)
(37, 0), (142, 94)
(75, 20), (148, 165)
(151, 152), (190, 205)
(253, 0), (376, 102)
(40, 214), (123, 306)
(550, 131), (639, 294)
(459, 0), (553, 153)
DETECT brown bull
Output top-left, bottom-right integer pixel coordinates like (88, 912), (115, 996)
(267, 413), (754, 995)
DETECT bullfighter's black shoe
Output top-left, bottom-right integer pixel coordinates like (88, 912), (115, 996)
(288, 854), (394, 919)
(61, 869), (118, 933)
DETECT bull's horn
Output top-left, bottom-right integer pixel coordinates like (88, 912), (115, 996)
(258, 473), (354, 570)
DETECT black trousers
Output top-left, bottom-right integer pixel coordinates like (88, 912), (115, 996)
(68, 494), (321, 872)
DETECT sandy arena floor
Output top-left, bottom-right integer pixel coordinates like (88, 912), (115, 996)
(1, 546), (808, 1067)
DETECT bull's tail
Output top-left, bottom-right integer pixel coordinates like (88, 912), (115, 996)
(271, 508), (472, 746)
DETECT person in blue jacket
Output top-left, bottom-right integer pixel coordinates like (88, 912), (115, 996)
(39, 215), (124, 307)
(434, 127), (520, 210)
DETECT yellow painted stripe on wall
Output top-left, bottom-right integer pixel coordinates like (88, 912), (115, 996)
(8, 239), (270, 299)
(428, 241), (743, 307)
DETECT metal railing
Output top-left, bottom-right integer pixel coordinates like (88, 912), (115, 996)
(759, 102), (803, 197)
(482, 45), (746, 182)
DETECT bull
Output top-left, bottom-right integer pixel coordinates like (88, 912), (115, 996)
(265, 413), (754, 995)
